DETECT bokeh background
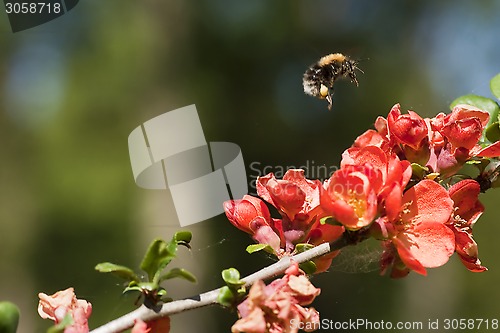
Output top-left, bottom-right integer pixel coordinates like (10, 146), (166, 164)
(1, 1), (500, 332)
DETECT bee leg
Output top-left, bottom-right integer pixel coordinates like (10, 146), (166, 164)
(350, 72), (359, 86)
(326, 93), (333, 111)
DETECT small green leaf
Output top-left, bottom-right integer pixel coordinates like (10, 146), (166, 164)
(123, 281), (158, 295)
(174, 230), (192, 245)
(450, 94), (500, 128)
(221, 268), (243, 285)
(299, 261), (317, 275)
(217, 286), (236, 307)
(425, 173), (440, 181)
(295, 243), (314, 253)
(217, 279), (246, 308)
(157, 289), (168, 298)
(95, 262), (140, 283)
(140, 239), (177, 283)
(491, 73), (500, 100)
(0, 301), (20, 333)
(319, 216), (341, 226)
(411, 163), (428, 180)
(486, 122), (500, 143)
(159, 268), (197, 283)
(246, 243), (273, 254)
(485, 122), (500, 143)
(123, 284), (143, 295)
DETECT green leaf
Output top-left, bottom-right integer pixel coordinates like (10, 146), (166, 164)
(299, 260), (317, 275)
(174, 230), (192, 246)
(140, 239), (177, 283)
(123, 281), (157, 295)
(156, 289), (168, 298)
(0, 302), (20, 333)
(123, 284), (143, 295)
(159, 268), (197, 283)
(246, 243), (273, 254)
(450, 94), (500, 128)
(95, 262), (140, 283)
(217, 286), (236, 307)
(295, 243), (314, 253)
(491, 73), (500, 100)
(217, 279), (246, 308)
(485, 122), (500, 143)
(221, 268), (243, 286)
(411, 163), (429, 180)
(319, 216), (341, 226)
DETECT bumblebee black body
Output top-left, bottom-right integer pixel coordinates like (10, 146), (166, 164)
(303, 53), (360, 110)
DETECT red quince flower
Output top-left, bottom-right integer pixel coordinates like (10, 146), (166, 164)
(257, 170), (338, 251)
(321, 165), (381, 230)
(257, 169), (322, 225)
(224, 195), (282, 255)
(379, 180), (455, 277)
(38, 288), (92, 333)
(341, 146), (411, 191)
(225, 170), (343, 267)
(387, 104), (429, 150)
(446, 179), (487, 272)
(439, 104), (489, 153)
(386, 104), (430, 164)
(232, 262), (320, 333)
(132, 317), (171, 333)
(331, 146), (411, 227)
(424, 105), (490, 177)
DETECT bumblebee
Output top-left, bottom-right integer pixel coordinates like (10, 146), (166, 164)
(303, 53), (361, 110)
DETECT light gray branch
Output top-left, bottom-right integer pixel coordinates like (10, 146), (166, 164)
(90, 242), (331, 333)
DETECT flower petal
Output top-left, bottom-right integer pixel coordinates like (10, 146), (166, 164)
(401, 180), (453, 225)
(397, 222), (455, 268)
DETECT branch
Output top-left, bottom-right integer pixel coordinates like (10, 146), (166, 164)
(90, 242), (334, 333)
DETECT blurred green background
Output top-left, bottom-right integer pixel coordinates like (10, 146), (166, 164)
(1, 1), (500, 332)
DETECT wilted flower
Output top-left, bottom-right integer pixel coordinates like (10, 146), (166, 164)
(38, 288), (92, 333)
(232, 262), (320, 333)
